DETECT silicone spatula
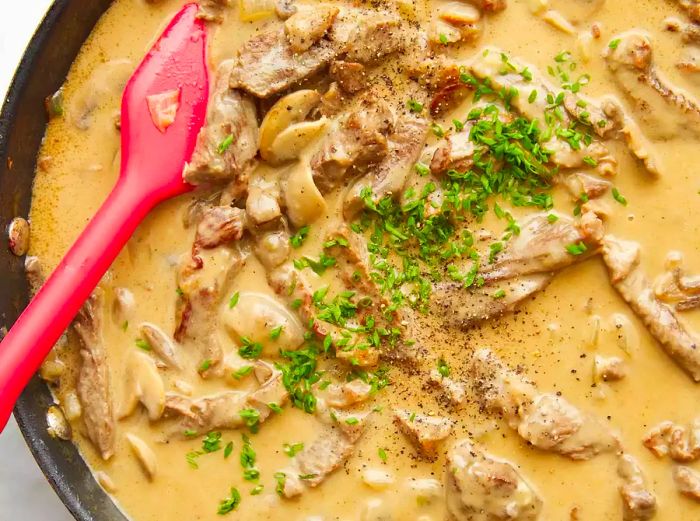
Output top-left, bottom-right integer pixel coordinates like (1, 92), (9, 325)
(0, 3), (209, 431)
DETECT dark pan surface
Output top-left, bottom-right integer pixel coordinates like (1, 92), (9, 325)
(0, 1), (127, 519)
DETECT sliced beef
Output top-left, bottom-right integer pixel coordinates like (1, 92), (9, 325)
(330, 60), (367, 93)
(481, 211), (603, 283)
(428, 370), (467, 405)
(605, 31), (700, 139)
(602, 236), (700, 381)
(446, 438), (542, 521)
(431, 273), (553, 330)
(193, 205), (246, 251)
(393, 409), (453, 458)
(673, 465), (700, 502)
(74, 290), (115, 460)
(230, 27), (338, 98)
(430, 130), (475, 175)
(674, 0), (700, 22)
(184, 60), (258, 185)
(310, 98), (394, 193)
(317, 380), (373, 408)
(470, 349), (620, 459)
(344, 114), (429, 217)
(558, 172), (612, 200)
(618, 454), (657, 521)
(284, 5), (339, 53)
(339, 13), (407, 64)
(643, 419), (700, 462)
(163, 391), (247, 434)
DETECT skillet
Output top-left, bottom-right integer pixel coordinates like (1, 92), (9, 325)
(0, 0), (127, 519)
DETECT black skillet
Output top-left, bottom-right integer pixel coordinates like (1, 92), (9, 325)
(0, 1), (128, 519)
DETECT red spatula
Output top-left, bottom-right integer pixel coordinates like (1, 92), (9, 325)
(0, 3), (209, 431)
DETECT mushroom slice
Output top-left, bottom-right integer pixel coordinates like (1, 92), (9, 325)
(118, 351), (165, 421)
(222, 292), (305, 355)
(267, 118), (329, 164)
(139, 322), (181, 369)
(46, 405), (72, 440)
(125, 433), (157, 481)
(439, 2), (481, 24)
(284, 162), (328, 227)
(259, 89), (321, 163)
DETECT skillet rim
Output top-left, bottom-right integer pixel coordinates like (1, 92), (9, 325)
(2, 1), (127, 519)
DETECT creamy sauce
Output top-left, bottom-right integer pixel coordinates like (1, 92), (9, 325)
(27, 0), (700, 519)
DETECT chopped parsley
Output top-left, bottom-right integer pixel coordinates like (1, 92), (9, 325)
(274, 472), (287, 496)
(228, 292), (240, 309)
(135, 338), (151, 351)
(378, 447), (388, 463)
(612, 187), (628, 206)
(608, 39), (621, 50)
(238, 337), (263, 359)
(437, 358), (450, 377)
(290, 225), (310, 248)
(269, 325), (284, 340)
(407, 99), (424, 113)
(493, 288), (506, 299)
(239, 408), (261, 433)
(232, 365), (253, 379)
(224, 442), (234, 459)
(217, 487), (241, 515)
(199, 359), (212, 372)
(566, 241), (588, 256)
(345, 417), (359, 425)
(217, 134), (235, 155)
(283, 442), (304, 457)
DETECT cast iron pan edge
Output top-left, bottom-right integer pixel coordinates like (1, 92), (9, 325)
(0, 0), (127, 519)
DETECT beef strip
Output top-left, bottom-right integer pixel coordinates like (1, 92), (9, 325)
(468, 48), (617, 173)
(431, 273), (553, 330)
(605, 31), (700, 139)
(602, 236), (700, 381)
(470, 349), (620, 459)
(429, 129), (475, 175)
(310, 98), (394, 193)
(344, 114), (429, 218)
(339, 13), (407, 64)
(74, 289), (115, 460)
(317, 380), (372, 408)
(673, 465), (700, 502)
(194, 206), (247, 251)
(481, 211), (603, 283)
(446, 438), (543, 521)
(197, 0), (228, 22)
(643, 419), (700, 462)
(601, 97), (662, 177)
(428, 369), (467, 405)
(393, 409), (453, 458)
(618, 454), (657, 521)
(184, 60), (258, 185)
(230, 27), (338, 98)
(329, 60), (367, 93)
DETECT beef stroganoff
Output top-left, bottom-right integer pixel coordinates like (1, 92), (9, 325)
(22, 0), (700, 519)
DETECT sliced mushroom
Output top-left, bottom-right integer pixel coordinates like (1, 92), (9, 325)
(112, 288), (135, 328)
(259, 89), (321, 164)
(267, 118), (329, 164)
(7, 217), (29, 256)
(222, 292), (305, 354)
(125, 433), (157, 480)
(46, 405), (72, 440)
(284, 162), (328, 227)
(118, 351), (165, 421)
(139, 322), (181, 369)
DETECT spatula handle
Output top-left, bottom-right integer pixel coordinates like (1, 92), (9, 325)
(0, 179), (153, 431)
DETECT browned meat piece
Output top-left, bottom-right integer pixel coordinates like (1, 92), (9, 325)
(230, 27), (338, 98)
(558, 172), (612, 200)
(340, 14), (407, 64)
(193, 206), (246, 251)
(482, 212), (603, 283)
(74, 290), (115, 460)
(246, 364), (289, 422)
(428, 370), (467, 405)
(284, 5), (339, 53)
(673, 465), (700, 501)
(446, 439), (542, 521)
(197, 0), (228, 22)
(432, 273), (553, 330)
(344, 114), (429, 217)
(184, 61), (258, 185)
(393, 409), (453, 458)
(643, 419), (700, 462)
(605, 32), (700, 139)
(329, 60), (367, 93)
(430, 130), (475, 175)
(253, 228), (291, 269)
(139, 322), (181, 369)
(245, 186), (281, 226)
(601, 97), (661, 177)
(675, 0), (700, 22)
(602, 236), (700, 381)
(310, 98), (394, 193)
(317, 380), (373, 408)
(563, 93), (616, 138)
(470, 349), (619, 459)
(163, 391), (247, 434)
(594, 355), (627, 382)
(544, 138), (617, 175)
(618, 454), (657, 521)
